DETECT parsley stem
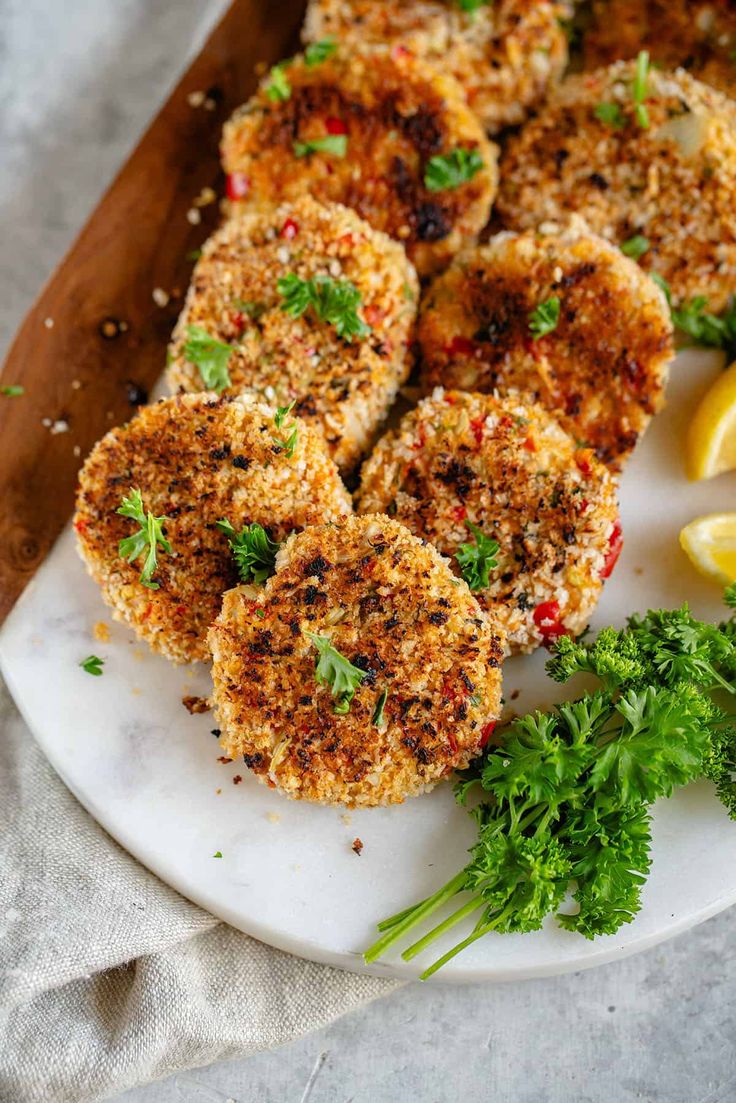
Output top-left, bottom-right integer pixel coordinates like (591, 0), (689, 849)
(418, 905), (515, 981)
(363, 871), (468, 963)
(401, 896), (483, 961)
(376, 900), (427, 932)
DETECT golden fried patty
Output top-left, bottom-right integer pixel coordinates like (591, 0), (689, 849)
(221, 45), (497, 277)
(74, 394), (352, 664)
(418, 225), (674, 468)
(303, 0), (571, 134)
(209, 514), (504, 806)
(356, 390), (620, 654)
(498, 62), (736, 311)
(582, 1), (736, 99)
(167, 198), (418, 473)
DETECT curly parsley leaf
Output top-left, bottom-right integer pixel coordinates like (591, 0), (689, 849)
(293, 134), (347, 158)
(424, 148), (484, 191)
(117, 488), (172, 589)
(265, 61), (291, 102)
(216, 519), (280, 584)
(671, 296), (736, 359)
(528, 296), (561, 340)
(80, 655), (104, 676)
(305, 632), (367, 714)
(277, 273), (370, 341)
(304, 39), (337, 66)
(455, 522), (499, 591)
(183, 325), (233, 393)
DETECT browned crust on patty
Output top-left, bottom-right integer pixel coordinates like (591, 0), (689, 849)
(209, 514), (504, 806)
(221, 46), (497, 277)
(417, 226), (674, 468)
(74, 394), (352, 663)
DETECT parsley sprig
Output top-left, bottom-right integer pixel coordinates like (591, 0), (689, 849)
(305, 632), (367, 714)
(648, 279), (736, 359)
(117, 489), (172, 590)
(365, 592), (736, 978)
(216, 519), (280, 584)
(425, 148), (484, 191)
(528, 296), (561, 340)
(272, 400), (299, 458)
(305, 39), (337, 66)
(278, 273), (370, 341)
(183, 325), (233, 393)
(455, 523), (499, 592)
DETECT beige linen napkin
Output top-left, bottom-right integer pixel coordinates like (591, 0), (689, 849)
(0, 679), (397, 1103)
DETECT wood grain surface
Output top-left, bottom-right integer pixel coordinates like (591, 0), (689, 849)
(0, 0), (306, 625)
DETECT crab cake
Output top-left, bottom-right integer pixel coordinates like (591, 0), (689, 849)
(498, 61), (736, 311)
(303, 0), (572, 134)
(167, 198), (418, 473)
(582, 1), (736, 99)
(356, 390), (620, 654)
(221, 45), (497, 277)
(74, 394), (352, 664)
(209, 515), (504, 806)
(418, 225), (674, 469)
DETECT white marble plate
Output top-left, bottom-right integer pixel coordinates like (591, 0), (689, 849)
(3, 348), (736, 982)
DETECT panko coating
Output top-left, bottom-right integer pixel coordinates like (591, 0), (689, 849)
(209, 514), (504, 806)
(582, 1), (736, 100)
(497, 61), (736, 311)
(221, 45), (497, 277)
(74, 394), (352, 664)
(418, 224), (674, 468)
(167, 197), (419, 472)
(303, 0), (572, 134)
(356, 390), (621, 653)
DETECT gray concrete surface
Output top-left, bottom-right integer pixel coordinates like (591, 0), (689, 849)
(2, 1), (735, 1100)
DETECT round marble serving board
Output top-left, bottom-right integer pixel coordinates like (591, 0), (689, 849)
(3, 347), (736, 982)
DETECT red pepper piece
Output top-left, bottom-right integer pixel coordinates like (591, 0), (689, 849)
(225, 172), (250, 200)
(575, 449), (594, 477)
(480, 720), (497, 748)
(533, 600), (567, 639)
(325, 116), (347, 135)
(280, 217), (299, 239)
(600, 519), (623, 579)
(470, 416), (486, 448)
(451, 505), (467, 523)
(446, 335), (476, 357)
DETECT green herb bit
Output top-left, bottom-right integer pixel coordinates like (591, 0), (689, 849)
(632, 49), (651, 129)
(621, 235), (650, 260)
(671, 296), (736, 359)
(216, 519), (280, 584)
(305, 631), (367, 714)
(117, 489), (172, 590)
(183, 325), (232, 393)
(213, 851), (223, 859)
(594, 102), (626, 129)
(528, 296), (561, 340)
(186, 248), (202, 261)
(80, 655), (104, 676)
(425, 148), (484, 192)
(231, 298), (267, 320)
(456, 0), (490, 11)
(293, 135), (347, 158)
(271, 400), (299, 458)
(651, 272), (671, 303)
(265, 62), (291, 102)
(372, 688), (389, 728)
(1, 384), (24, 396)
(277, 273), (370, 341)
(455, 522), (499, 592)
(304, 39), (337, 66)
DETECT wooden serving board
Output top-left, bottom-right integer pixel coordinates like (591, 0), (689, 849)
(0, 0), (306, 625)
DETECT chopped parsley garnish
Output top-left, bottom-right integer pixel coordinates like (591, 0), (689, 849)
(1, 384), (24, 396)
(594, 102), (626, 129)
(305, 632), (367, 714)
(424, 148), (484, 192)
(293, 135), (347, 158)
(216, 519), (280, 584)
(265, 62), (291, 102)
(455, 523), (499, 592)
(213, 851), (223, 859)
(528, 296), (561, 340)
(372, 688), (389, 728)
(183, 325), (232, 393)
(632, 49), (651, 129)
(277, 273), (370, 341)
(456, 0), (490, 10)
(366, 589), (736, 978)
(117, 488), (172, 590)
(272, 400), (299, 458)
(80, 655), (104, 676)
(304, 39), (337, 66)
(671, 296), (736, 359)
(621, 235), (650, 260)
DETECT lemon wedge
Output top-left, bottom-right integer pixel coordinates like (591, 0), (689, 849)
(680, 513), (736, 585)
(686, 361), (736, 481)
